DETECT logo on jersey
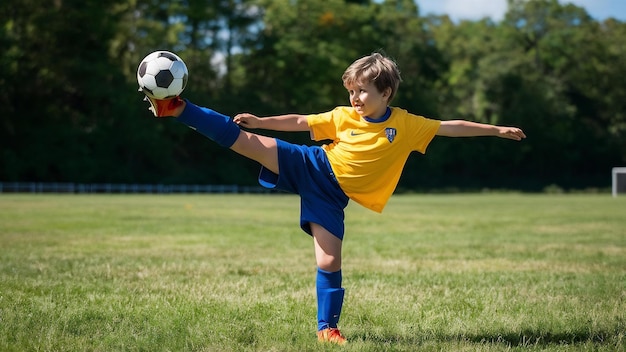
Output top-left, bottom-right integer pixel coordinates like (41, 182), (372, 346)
(385, 128), (396, 143)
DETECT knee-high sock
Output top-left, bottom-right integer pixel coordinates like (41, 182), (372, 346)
(316, 268), (344, 331)
(177, 101), (240, 148)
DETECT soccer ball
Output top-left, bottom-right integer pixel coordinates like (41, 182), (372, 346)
(137, 50), (188, 99)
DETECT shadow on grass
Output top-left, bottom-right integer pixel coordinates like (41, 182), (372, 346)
(352, 327), (624, 348)
(460, 329), (619, 347)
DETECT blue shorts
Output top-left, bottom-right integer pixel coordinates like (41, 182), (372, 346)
(258, 139), (350, 240)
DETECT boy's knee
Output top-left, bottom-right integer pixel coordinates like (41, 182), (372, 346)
(316, 256), (341, 272)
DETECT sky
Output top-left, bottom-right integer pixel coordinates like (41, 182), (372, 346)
(415, 0), (626, 22)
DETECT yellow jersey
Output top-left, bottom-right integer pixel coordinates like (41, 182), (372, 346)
(307, 106), (441, 213)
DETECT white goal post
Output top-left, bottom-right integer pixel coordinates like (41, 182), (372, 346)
(612, 167), (626, 197)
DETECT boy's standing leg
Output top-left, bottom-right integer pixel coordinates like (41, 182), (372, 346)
(311, 223), (347, 345)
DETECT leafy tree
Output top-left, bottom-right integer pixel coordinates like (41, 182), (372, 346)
(1, 0), (622, 190)
(0, 0), (148, 182)
(502, 0), (624, 187)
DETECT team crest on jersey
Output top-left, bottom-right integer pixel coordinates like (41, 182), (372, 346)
(385, 128), (397, 143)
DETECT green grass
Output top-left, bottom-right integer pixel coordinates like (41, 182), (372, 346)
(0, 194), (624, 351)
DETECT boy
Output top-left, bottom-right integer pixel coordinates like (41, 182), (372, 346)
(141, 52), (526, 344)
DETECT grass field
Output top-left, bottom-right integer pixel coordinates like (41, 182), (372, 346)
(0, 194), (624, 351)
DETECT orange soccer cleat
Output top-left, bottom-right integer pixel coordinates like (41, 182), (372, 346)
(141, 94), (185, 118)
(317, 328), (347, 345)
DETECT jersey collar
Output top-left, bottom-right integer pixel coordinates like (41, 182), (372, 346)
(364, 107), (392, 123)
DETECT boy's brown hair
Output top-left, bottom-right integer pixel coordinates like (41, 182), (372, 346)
(342, 52), (402, 103)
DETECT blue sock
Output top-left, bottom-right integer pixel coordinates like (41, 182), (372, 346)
(177, 101), (240, 148)
(316, 268), (344, 331)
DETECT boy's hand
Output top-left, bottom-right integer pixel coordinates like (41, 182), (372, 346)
(497, 126), (527, 141)
(141, 93), (186, 118)
(233, 113), (262, 128)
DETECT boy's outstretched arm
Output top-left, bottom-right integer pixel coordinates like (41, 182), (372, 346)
(233, 113), (310, 132)
(437, 120), (526, 141)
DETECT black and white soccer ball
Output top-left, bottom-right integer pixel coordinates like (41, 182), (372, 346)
(137, 50), (188, 99)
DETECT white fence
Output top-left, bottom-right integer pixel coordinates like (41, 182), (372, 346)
(0, 182), (271, 194)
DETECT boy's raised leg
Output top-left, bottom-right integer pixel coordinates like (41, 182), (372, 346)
(142, 94), (279, 174)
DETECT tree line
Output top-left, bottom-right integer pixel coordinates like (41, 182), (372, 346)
(1, 0), (624, 192)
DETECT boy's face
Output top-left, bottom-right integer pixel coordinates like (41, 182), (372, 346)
(345, 81), (391, 119)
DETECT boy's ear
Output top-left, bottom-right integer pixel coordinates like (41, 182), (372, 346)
(383, 87), (392, 100)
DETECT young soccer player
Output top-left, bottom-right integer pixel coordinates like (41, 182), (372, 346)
(141, 52), (526, 344)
